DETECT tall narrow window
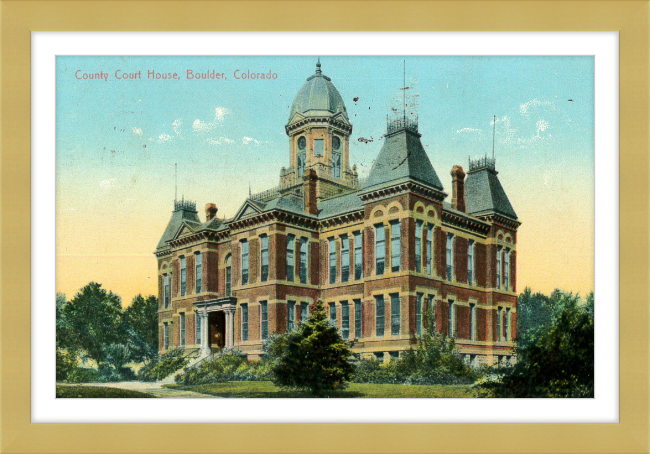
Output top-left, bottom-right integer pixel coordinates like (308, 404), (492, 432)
(341, 235), (350, 283)
(241, 304), (249, 341)
(354, 299), (362, 338)
(164, 323), (169, 349)
(297, 153), (305, 177)
(301, 302), (309, 324)
(195, 252), (202, 293)
(180, 313), (186, 347)
(287, 301), (295, 332)
(428, 295), (436, 333)
(496, 246), (502, 289)
(195, 311), (201, 345)
(260, 235), (269, 282)
(390, 221), (401, 272)
(329, 303), (337, 328)
(470, 303), (477, 340)
(467, 240), (474, 286)
(375, 224), (385, 275)
(354, 231), (363, 280)
(375, 295), (385, 337)
(260, 301), (268, 340)
(299, 237), (308, 284)
(505, 307), (511, 340)
(341, 301), (349, 339)
(180, 256), (187, 296)
(286, 234), (295, 282)
(314, 139), (324, 157)
(391, 293), (401, 336)
(333, 153), (341, 178)
(504, 248), (510, 290)
(416, 293), (423, 336)
(446, 234), (454, 281)
(164, 274), (170, 308)
(329, 237), (337, 284)
(448, 301), (455, 337)
(427, 225), (433, 275)
(415, 220), (423, 272)
(241, 241), (249, 285)
(497, 306), (502, 341)
(225, 255), (232, 296)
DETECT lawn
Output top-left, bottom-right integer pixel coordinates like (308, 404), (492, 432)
(168, 381), (480, 398)
(56, 385), (155, 398)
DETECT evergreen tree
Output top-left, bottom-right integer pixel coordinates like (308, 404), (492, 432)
(273, 300), (353, 396)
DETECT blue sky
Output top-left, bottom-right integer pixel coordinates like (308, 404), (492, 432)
(56, 56), (594, 302)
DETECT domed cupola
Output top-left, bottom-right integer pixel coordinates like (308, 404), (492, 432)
(281, 59), (357, 199)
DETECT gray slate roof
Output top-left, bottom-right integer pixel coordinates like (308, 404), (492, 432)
(317, 191), (363, 219)
(465, 168), (518, 219)
(363, 130), (444, 192)
(288, 61), (348, 122)
(156, 207), (202, 250)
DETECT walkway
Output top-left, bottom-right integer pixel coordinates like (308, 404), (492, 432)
(70, 381), (218, 398)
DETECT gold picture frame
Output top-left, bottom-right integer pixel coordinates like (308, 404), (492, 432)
(2, 1), (648, 452)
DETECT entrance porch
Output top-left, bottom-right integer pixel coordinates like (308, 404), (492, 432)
(195, 297), (236, 357)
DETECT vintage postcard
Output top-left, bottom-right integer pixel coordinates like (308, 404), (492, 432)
(55, 55), (594, 398)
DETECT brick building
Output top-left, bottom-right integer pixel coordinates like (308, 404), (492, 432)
(154, 60), (520, 366)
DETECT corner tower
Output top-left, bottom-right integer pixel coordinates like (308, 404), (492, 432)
(281, 59), (358, 200)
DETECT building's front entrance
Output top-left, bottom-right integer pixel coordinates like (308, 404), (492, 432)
(209, 311), (226, 350)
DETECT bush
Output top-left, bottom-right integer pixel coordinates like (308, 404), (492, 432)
(137, 348), (188, 382)
(66, 367), (102, 383)
(176, 351), (274, 385)
(56, 349), (76, 381)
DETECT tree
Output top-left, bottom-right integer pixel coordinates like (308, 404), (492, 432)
(123, 294), (159, 359)
(273, 300), (353, 396)
(61, 282), (123, 366)
(485, 290), (594, 398)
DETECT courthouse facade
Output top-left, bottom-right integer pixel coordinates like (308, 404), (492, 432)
(154, 60), (520, 366)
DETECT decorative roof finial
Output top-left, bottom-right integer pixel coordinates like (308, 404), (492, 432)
(316, 57), (322, 75)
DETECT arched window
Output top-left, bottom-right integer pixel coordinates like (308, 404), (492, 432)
(225, 254), (232, 296)
(297, 153), (305, 177)
(332, 153), (341, 178)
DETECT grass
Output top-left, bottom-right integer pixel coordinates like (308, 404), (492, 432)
(56, 385), (155, 398)
(167, 381), (480, 398)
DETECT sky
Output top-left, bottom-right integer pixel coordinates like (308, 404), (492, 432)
(56, 56), (594, 306)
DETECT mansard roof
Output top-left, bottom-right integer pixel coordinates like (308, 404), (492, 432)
(363, 126), (444, 193)
(156, 202), (201, 250)
(465, 165), (518, 220)
(317, 191), (363, 219)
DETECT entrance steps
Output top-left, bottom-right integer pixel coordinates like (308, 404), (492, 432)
(159, 351), (222, 385)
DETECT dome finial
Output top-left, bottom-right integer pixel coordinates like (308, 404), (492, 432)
(316, 57), (322, 74)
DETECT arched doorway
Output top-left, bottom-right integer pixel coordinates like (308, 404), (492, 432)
(209, 311), (226, 350)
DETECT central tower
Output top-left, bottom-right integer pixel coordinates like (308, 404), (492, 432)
(281, 59), (358, 200)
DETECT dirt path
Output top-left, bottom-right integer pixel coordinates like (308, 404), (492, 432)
(70, 381), (219, 398)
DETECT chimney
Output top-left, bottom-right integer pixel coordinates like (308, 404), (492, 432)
(205, 203), (218, 221)
(303, 169), (318, 216)
(451, 165), (466, 212)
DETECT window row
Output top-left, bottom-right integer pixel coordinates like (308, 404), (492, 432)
(327, 231), (363, 284)
(162, 252), (203, 308)
(240, 234), (310, 286)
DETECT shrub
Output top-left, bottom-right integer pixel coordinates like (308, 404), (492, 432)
(66, 367), (102, 383)
(56, 349), (76, 381)
(273, 300), (353, 396)
(176, 351), (274, 385)
(137, 348), (188, 382)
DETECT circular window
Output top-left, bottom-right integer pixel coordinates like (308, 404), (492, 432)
(297, 136), (306, 150)
(332, 136), (341, 150)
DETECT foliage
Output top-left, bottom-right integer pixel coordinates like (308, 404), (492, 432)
(56, 385), (154, 398)
(56, 284), (160, 382)
(272, 300), (354, 396)
(176, 351), (274, 385)
(137, 348), (189, 382)
(351, 307), (476, 386)
(483, 290), (594, 398)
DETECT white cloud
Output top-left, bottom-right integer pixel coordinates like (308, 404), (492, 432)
(192, 119), (214, 133)
(214, 107), (230, 122)
(192, 107), (230, 133)
(242, 136), (258, 145)
(172, 119), (183, 136)
(207, 137), (235, 146)
(157, 133), (172, 143)
(536, 119), (550, 133)
(456, 127), (482, 135)
(519, 99), (554, 116)
(131, 127), (143, 138)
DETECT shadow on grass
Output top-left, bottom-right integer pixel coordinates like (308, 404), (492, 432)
(170, 383), (365, 398)
(56, 385), (155, 398)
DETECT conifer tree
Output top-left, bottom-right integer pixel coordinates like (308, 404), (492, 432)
(273, 300), (353, 396)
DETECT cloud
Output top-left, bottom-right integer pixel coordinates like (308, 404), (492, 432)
(99, 178), (116, 192)
(172, 119), (183, 136)
(207, 137), (235, 146)
(192, 119), (214, 133)
(158, 133), (172, 143)
(536, 119), (550, 133)
(456, 127), (483, 135)
(214, 107), (230, 122)
(520, 99), (554, 116)
(242, 136), (271, 146)
(131, 127), (143, 138)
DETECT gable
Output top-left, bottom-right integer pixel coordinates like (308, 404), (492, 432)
(233, 199), (264, 221)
